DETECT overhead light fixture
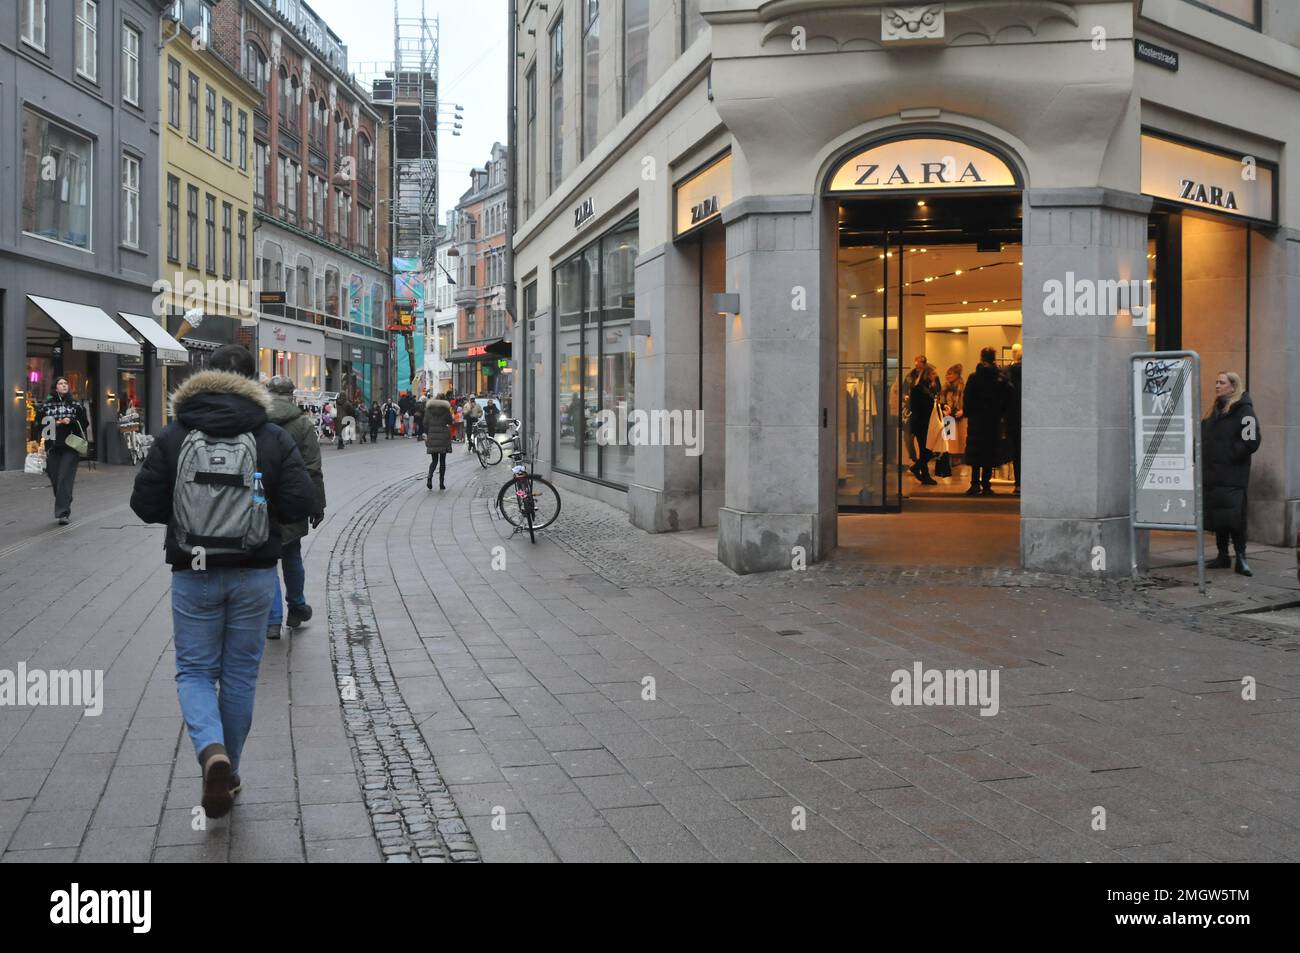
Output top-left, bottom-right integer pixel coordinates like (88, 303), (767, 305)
(917, 200), (926, 207)
(849, 293), (857, 299)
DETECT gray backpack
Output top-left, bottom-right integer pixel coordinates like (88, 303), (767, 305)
(173, 429), (269, 556)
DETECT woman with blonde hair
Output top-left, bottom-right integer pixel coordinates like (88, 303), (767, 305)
(1202, 371), (1261, 575)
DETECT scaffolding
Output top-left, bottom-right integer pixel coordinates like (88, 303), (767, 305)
(359, 1), (440, 391)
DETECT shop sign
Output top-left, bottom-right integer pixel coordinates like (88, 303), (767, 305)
(352, 347), (364, 360)
(827, 137), (1018, 193)
(273, 326), (288, 342)
(1140, 132), (1276, 223)
(674, 153), (733, 238)
(1130, 351), (1206, 591)
(497, 358), (508, 368)
(468, 345), (488, 357)
(259, 291), (286, 305)
(574, 196), (595, 229)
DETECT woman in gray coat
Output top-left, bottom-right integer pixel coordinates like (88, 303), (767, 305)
(424, 392), (453, 490)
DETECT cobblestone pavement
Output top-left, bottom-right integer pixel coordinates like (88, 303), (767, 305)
(2, 438), (1299, 863)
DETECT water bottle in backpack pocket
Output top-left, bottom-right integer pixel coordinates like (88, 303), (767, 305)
(172, 430), (269, 557)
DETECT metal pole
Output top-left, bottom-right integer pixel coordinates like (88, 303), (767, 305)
(1192, 352), (1205, 595)
(1129, 356), (1138, 581)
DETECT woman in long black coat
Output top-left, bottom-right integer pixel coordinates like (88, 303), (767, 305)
(962, 348), (1010, 496)
(1202, 371), (1261, 576)
(424, 392), (454, 490)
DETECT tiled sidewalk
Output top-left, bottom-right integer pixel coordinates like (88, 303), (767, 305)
(2, 436), (1299, 863)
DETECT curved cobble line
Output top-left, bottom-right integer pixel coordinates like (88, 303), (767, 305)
(327, 475), (480, 863)
(541, 487), (1298, 650)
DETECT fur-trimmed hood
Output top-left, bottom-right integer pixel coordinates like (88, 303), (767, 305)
(170, 370), (273, 437)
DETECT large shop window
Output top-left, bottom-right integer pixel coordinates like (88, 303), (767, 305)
(553, 215), (637, 486)
(22, 109), (93, 250)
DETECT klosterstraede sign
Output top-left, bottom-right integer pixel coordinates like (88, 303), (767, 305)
(1129, 351), (1204, 592)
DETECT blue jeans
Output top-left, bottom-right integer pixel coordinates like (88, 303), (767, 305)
(268, 539), (306, 626)
(171, 567), (276, 774)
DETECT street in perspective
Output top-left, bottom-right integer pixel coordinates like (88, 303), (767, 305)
(0, 0), (1298, 909)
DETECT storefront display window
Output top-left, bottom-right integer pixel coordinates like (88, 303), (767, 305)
(552, 214), (638, 485)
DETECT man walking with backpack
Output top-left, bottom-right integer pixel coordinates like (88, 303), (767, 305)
(130, 345), (314, 820)
(264, 376), (326, 640)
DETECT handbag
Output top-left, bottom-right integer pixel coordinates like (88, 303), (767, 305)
(64, 421), (89, 458)
(934, 453), (952, 478)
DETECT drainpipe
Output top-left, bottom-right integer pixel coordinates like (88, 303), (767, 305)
(506, 0), (518, 415)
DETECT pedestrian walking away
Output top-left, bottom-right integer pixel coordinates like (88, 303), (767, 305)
(37, 376), (90, 525)
(264, 375), (327, 640)
(424, 391), (453, 490)
(963, 347), (1011, 496)
(129, 344), (314, 820)
(1202, 370), (1262, 576)
(369, 401), (382, 443)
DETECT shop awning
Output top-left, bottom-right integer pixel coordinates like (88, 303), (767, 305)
(27, 295), (141, 359)
(117, 312), (189, 365)
(449, 338), (511, 363)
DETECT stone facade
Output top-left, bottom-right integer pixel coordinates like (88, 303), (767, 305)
(510, 0), (1300, 574)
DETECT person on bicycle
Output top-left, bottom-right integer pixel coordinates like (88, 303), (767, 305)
(424, 391), (453, 490)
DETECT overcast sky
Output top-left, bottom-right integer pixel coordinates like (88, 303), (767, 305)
(308, 0), (509, 217)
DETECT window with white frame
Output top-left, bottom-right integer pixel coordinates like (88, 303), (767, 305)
(20, 0), (46, 51)
(121, 154), (140, 247)
(22, 109), (93, 250)
(122, 25), (140, 105)
(205, 194), (216, 273)
(581, 0), (599, 159)
(75, 0), (98, 81)
(549, 16), (564, 193)
(222, 100), (232, 161)
(238, 111), (248, 170)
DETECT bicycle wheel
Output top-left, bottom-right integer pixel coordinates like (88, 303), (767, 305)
(524, 475), (561, 530)
(475, 437), (490, 468)
(481, 438), (503, 466)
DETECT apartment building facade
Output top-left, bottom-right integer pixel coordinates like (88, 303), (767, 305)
(511, 0), (1300, 575)
(210, 0), (391, 404)
(449, 143), (512, 403)
(1, 0), (171, 469)
(157, 0), (262, 415)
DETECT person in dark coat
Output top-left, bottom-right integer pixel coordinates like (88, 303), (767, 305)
(1202, 371), (1261, 576)
(129, 344), (314, 819)
(265, 376), (326, 639)
(383, 398), (399, 438)
(37, 376), (90, 524)
(368, 401), (382, 442)
(424, 392), (454, 489)
(907, 365), (939, 485)
(962, 347), (1011, 496)
(1006, 344), (1022, 495)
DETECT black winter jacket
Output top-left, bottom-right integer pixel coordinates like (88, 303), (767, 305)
(962, 362), (1010, 467)
(130, 370), (315, 570)
(1202, 391), (1261, 489)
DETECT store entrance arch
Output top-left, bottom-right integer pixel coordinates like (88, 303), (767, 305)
(825, 133), (1027, 566)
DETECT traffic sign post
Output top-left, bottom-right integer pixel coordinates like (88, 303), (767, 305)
(1129, 351), (1204, 594)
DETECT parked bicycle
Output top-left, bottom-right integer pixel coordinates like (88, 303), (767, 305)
(495, 433), (560, 543)
(471, 420), (503, 467)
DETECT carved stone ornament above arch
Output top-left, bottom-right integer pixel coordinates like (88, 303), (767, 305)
(270, 29), (282, 65)
(756, 1), (1078, 52)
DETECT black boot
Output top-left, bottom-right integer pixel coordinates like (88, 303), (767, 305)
(1234, 552), (1252, 577)
(1208, 551), (1232, 569)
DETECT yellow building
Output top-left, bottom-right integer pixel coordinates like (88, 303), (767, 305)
(158, 9), (262, 412)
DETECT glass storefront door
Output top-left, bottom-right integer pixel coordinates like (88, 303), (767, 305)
(837, 194), (1024, 511)
(837, 239), (901, 510)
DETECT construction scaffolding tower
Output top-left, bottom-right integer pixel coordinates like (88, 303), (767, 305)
(363, 2), (439, 391)
(387, 3), (439, 268)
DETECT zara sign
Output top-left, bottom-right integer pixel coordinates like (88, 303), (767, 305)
(826, 137), (1019, 193)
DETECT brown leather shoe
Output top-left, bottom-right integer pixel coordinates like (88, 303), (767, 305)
(199, 743), (234, 819)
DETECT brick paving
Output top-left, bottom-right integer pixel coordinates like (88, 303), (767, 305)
(1, 437), (1299, 863)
